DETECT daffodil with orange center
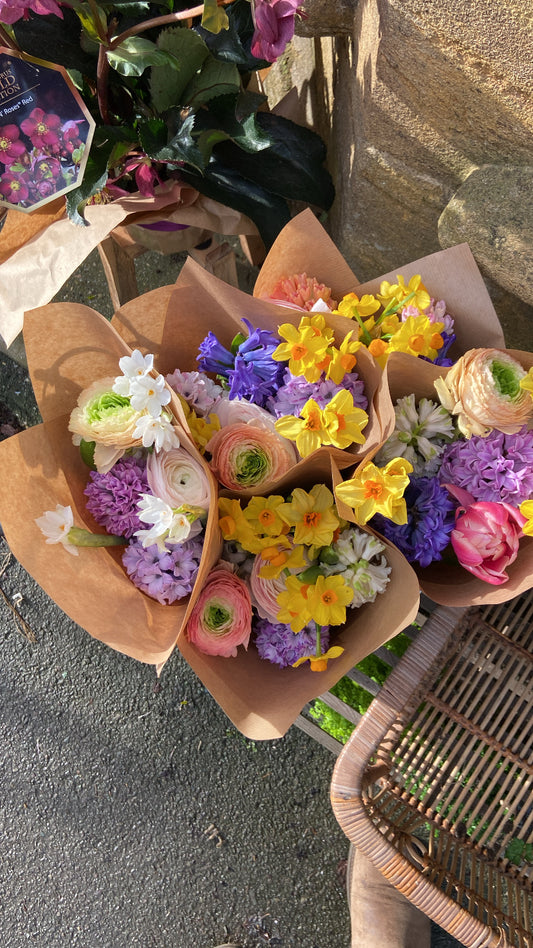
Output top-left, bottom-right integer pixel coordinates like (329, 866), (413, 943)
(272, 323), (329, 382)
(333, 292), (381, 321)
(520, 500), (533, 536)
(299, 312), (335, 346)
(387, 315), (444, 360)
(305, 573), (354, 626)
(377, 274), (430, 312)
(326, 331), (362, 385)
(323, 390), (369, 449)
(277, 483), (340, 548)
(218, 497), (267, 554)
(274, 398), (328, 457)
(335, 457), (413, 525)
(258, 537), (307, 579)
(243, 494), (288, 538)
(275, 575), (312, 632)
(293, 645), (345, 672)
(367, 337), (390, 368)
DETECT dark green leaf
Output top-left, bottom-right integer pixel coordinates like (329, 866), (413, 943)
(149, 113), (205, 170)
(151, 27), (209, 113)
(65, 161), (109, 226)
(193, 105), (270, 154)
(107, 37), (177, 78)
(234, 89), (268, 123)
(13, 8), (98, 75)
(213, 111), (335, 209)
(179, 160), (291, 248)
(505, 839), (525, 866)
(194, 0), (270, 71)
(181, 57), (240, 109)
(138, 118), (168, 156)
(524, 843), (533, 864)
(197, 128), (231, 165)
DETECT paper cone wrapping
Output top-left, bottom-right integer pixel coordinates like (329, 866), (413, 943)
(178, 454), (420, 740)
(0, 301), (221, 666)
(253, 209), (506, 358)
(0, 183), (259, 348)
(375, 350), (533, 607)
(110, 256), (393, 481)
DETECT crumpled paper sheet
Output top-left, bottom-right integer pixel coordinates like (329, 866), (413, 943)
(0, 181), (258, 348)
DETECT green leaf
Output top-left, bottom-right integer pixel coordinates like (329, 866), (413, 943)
(194, 0), (269, 71)
(193, 104), (270, 154)
(178, 160), (291, 248)
(138, 118), (168, 158)
(505, 839), (525, 866)
(150, 27), (209, 113)
(197, 128), (231, 165)
(524, 843), (533, 864)
(65, 127), (130, 224)
(145, 113), (206, 171)
(76, 3), (108, 43)
(107, 37), (178, 78)
(13, 7), (98, 75)
(181, 57), (240, 109)
(201, 0), (229, 34)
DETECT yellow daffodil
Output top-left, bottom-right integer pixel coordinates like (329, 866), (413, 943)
(293, 645), (345, 671)
(277, 484), (340, 548)
(272, 323), (329, 382)
(520, 368), (533, 398)
(218, 497), (267, 553)
(306, 574), (354, 626)
(274, 398), (328, 458)
(377, 274), (430, 312)
(258, 538), (307, 579)
(367, 337), (390, 368)
(520, 499), (533, 536)
(276, 575), (312, 632)
(326, 331), (362, 385)
(323, 390), (368, 449)
(378, 313), (401, 336)
(299, 312), (335, 345)
(387, 315), (444, 360)
(334, 457), (413, 525)
(333, 292), (380, 321)
(243, 494), (288, 537)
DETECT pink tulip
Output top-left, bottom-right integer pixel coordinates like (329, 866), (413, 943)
(447, 485), (526, 585)
(186, 565), (252, 657)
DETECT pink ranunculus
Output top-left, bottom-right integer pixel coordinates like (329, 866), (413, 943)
(214, 396), (277, 429)
(249, 553), (286, 621)
(146, 446), (211, 511)
(207, 420), (297, 492)
(251, 0), (300, 63)
(186, 564), (252, 657)
(447, 485), (526, 586)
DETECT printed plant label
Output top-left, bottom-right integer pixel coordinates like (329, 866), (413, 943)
(0, 49), (95, 212)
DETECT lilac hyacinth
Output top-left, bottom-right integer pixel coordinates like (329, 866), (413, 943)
(122, 534), (204, 604)
(165, 369), (223, 416)
(84, 454), (149, 538)
(254, 618), (331, 668)
(267, 368), (368, 418)
(439, 427), (533, 505)
(372, 476), (456, 568)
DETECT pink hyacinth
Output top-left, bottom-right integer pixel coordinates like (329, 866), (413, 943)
(251, 0), (301, 63)
(266, 272), (337, 311)
(447, 485), (526, 586)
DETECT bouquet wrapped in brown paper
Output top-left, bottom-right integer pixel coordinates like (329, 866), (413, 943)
(334, 349), (533, 607)
(0, 183), (259, 349)
(253, 209), (507, 364)
(0, 286), (421, 739)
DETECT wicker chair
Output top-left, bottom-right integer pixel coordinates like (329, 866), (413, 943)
(330, 592), (533, 948)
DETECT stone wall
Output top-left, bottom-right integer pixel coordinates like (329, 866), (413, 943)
(285, 0), (533, 347)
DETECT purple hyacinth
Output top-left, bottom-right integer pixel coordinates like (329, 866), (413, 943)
(439, 427), (533, 505)
(372, 475), (455, 569)
(122, 534), (204, 605)
(267, 368), (368, 418)
(197, 332), (234, 376)
(84, 455), (149, 538)
(254, 618), (331, 668)
(227, 318), (285, 407)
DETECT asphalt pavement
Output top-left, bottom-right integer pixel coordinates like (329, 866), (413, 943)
(0, 244), (465, 948)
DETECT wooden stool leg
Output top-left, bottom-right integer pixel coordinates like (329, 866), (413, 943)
(98, 236), (139, 310)
(189, 238), (239, 288)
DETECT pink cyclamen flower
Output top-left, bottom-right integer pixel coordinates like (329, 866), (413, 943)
(446, 484), (526, 586)
(251, 0), (301, 63)
(20, 108), (61, 150)
(0, 125), (27, 164)
(0, 170), (30, 203)
(0, 0), (62, 21)
(186, 565), (252, 657)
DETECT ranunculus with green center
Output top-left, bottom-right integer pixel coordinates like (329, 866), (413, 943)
(69, 377), (145, 473)
(206, 421), (296, 491)
(186, 565), (252, 657)
(434, 348), (533, 438)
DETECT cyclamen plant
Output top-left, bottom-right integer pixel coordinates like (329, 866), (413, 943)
(0, 0), (333, 245)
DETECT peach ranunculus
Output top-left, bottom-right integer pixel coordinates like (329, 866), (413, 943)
(206, 420), (297, 492)
(434, 348), (533, 438)
(447, 485), (527, 586)
(186, 565), (252, 657)
(146, 447), (211, 511)
(69, 377), (145, 473)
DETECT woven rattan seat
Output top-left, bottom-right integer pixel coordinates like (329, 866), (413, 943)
(331, 592), (533, 948)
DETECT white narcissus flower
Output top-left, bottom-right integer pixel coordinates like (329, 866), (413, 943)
(135, 494), (191, 551)
(376, 394), (454, 475)
(133, 413), (180, 452)
(322, 527), (391, 607)
(113, 350), (154, 396)
(35, 505), (78, 556)
(128, 373), (171, 417)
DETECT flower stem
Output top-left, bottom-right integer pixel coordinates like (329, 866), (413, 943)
(315, 622), (322, 658)
(68, 527), (126, 548)
(108, 1), (235, 49)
